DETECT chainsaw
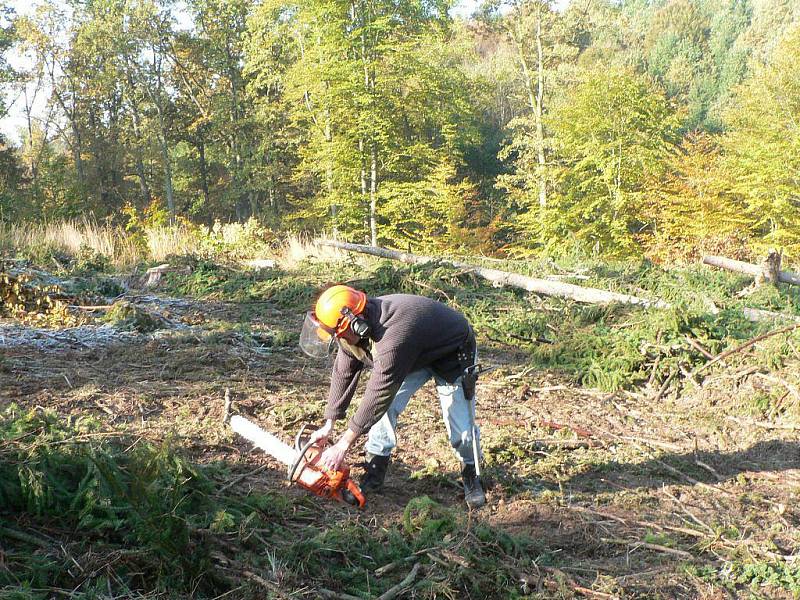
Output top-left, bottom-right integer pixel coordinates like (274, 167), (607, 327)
(230, 416), (366, 508)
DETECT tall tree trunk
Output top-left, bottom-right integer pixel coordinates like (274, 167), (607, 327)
(89, 109), (107, 209)
(268, 175), (277, 217)
(324, 101), (337, 236)
(359, 5), (371, 242)
(157, 131), (175, 221)
(135, 155), (151, 206)
(535, 7), (546, 209)
(23, 85), (38, 183)
(197, 140), (210, 209)
(370, 142), (377, 247)
(72, 124), (85, 184)
(154, 101), (175, 220)
(145, 49), (174, 221)
(360, 137), (368, 239)
(249, 190), (258, 219)
(125, 64), (151, 206)
(514, 9), (547, 212)
(227, 45), (248, 222)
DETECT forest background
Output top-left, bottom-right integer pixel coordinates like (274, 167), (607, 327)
(0, 0), (798, 263)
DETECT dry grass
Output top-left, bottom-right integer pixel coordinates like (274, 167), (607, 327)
(0, 222), (347, 270)
(274, 234), (347, 270)
(0, 220), (201, 268)
(144, 225), (199, 261)
(0, 219), (142, 267)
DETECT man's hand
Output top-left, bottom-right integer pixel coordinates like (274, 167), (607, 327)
(309, 419), (334, 447)
(319, 428), (358, 472)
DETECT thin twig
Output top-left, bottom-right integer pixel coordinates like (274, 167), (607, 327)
(661, 490), (716, 535)
(216, 465), (269, 495)
(241, 571), (294, 600)
(653, 369), (676, 402)
(600, 537), (693, 559)
(725, 416), (800, 432)
(527, 439), (595, 450)
(693, 323), (800, 376)
(376, 562), (422, 600)
(318, 589), (363, 600)
(374, 547), (434, 577)
(693, 458), (722, 482)
(539, 566), (621, 599)
(568, 506), (707, 539)
(0, 526), (51, 548)
(684, 335), (716, 361)
(651, 456), (734, 497)
(223, 387), (232, 424)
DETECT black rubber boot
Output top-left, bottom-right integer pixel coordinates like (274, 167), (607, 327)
(360, 453), (390, 492)
(461, 463), (486, 509)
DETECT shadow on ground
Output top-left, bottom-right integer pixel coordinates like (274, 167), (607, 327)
(563, 439), (800, 493)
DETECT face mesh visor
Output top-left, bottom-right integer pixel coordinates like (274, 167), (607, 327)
(299, 312), (335, 358)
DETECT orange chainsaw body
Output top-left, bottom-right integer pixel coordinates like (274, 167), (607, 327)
(291, 446), (366, 508)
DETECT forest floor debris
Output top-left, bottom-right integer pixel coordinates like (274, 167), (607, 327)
(2, 254), (799, 599)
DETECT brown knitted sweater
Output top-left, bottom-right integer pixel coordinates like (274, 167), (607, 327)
(324, 294), (475, 436)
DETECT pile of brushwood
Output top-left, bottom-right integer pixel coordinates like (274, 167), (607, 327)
(0, 405), (541, 598)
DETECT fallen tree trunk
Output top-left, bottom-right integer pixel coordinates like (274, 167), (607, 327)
(703, 255), (800, 286)
(319, 241), (670, 308)
(320, 242), (800, 323)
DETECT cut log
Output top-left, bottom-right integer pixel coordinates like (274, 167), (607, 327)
(319, 241), (670, 308)
(703, 255), (800, 287)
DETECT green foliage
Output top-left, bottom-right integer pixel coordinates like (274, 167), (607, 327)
(690, 559), (800, 595)
(161, 260), (311, 309)
(73, 245), (111, 275)
(722, 24), (800, 257)
(246, 0), (476, 246)
(733, 561), (800, 593)
(646, 132), (748, 261)
(402, 495), (457, 541)
(5, 0), (800, 262)
(532, 68), (679, 256)
(193, 218), (274, 260)
(0, 406), (216, 590)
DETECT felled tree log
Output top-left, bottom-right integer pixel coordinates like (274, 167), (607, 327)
(703, 254), (800, 287)
(319, 241), (670, 308)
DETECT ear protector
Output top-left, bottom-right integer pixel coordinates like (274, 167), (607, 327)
(340, 306), (371, 338)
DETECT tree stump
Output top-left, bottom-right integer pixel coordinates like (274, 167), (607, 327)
(144, 264), (173, 288)
(760, 249), (782, 286)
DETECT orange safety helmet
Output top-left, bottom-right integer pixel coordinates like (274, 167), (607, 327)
(314, 285), (367, 335)
(299, 285), (367, 358)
